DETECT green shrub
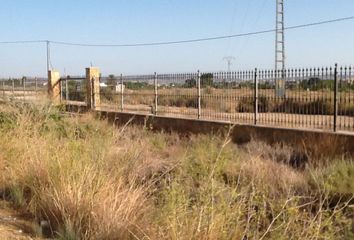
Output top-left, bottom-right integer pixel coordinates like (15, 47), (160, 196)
(237, 96), (272, 113)
(324, 161), (354, 196)
(200, 73), (214, 87)
(237, 97), (338, 115)
(0, 111), (16, 130)
(273, 98), (334, 115)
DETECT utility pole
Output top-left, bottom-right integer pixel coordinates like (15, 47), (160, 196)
(275, 0), (285, 97)
(223, 56), (235, 72)
(46, 40), (51, 74)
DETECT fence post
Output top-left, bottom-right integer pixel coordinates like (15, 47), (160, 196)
(333, 63), (338, 132)
(197, 70), (201, 119)
(48, 70), (61, 104)
(154, 72), (158, 115)
(85, 67), (100, 110)
(120, 74), (124, 111)
(65, 76), (69, 101)
(254, 68), (258, 125)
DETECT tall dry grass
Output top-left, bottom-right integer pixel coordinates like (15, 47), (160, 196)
(0, 101), (353, 239)
(0, 102), (150, 239)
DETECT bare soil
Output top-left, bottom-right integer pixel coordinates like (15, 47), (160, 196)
(0, 201), (42, 240)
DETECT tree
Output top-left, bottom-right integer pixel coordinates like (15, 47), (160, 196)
(184, 78), (196, 88)
(201, 73), (213, 87)
(106, 74), (117, 88)
(21, 76), (26, 86)
(308, 77), (321, 87)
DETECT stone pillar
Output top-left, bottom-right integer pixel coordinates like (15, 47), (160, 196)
(86, 67), (100, 109)
(48, 70), (61, 103)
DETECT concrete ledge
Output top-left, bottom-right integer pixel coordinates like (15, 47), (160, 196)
(96, 110), (354, 159)
(63, 103), (354, 158)
(65, 102), (88, 113)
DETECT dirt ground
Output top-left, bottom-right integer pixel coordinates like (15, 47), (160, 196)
(0, 201), (42, 240)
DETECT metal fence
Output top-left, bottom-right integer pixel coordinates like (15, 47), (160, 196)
(2, 66), (353, 133)
(95, 65), (354, 133)
(60, 76), (86, 102)
(0, 77), (47, 101)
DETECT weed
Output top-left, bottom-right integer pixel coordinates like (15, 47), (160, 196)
(0, 101), (353, 239)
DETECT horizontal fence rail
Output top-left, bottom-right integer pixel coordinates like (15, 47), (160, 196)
(95, 65), (354, 133)
(0, 77), (47, 102)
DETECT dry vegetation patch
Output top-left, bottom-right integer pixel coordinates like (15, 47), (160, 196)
(0, 101), (353, 239)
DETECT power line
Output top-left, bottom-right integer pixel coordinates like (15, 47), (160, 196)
(0, 40), (46, 44)
(49, 16), (354, 47)
(224, 0), (240, 56)
(235, 0), (268, 59)
(0, 16), (354, 47)
(232, 0), (252, 56)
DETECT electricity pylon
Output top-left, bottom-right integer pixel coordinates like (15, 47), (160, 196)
(223, 56), (235, 72)
(275, 0), (285, 97)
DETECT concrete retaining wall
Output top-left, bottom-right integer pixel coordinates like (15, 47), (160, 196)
(65, 103), (354, 158)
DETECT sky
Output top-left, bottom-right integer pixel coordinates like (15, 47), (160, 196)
(0, 0), (353, 77)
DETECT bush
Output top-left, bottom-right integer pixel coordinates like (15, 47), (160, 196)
(273, 98), (334, 115)
(237, 96), (272, 113)
(236, 97), (340, 115)
(200, 73), (213, 87)
(323, 161), (354, 196)
(184, 78), (196, 88)
(0, 111), (16, 131)
(300, 78), (334, 91)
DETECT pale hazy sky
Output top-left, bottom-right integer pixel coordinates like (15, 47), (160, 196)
(0, 0), (353, 77)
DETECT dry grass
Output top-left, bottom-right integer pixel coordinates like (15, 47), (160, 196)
(0, 101), (353, 239)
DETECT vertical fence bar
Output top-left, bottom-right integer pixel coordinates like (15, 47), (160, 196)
(2, 79), (5, 98)
(23, 77), (26, 101)
(333, 63), (338, 132)
(12, 78), (14, 98)
(120, 74), (124, 112)
(154, 72), (158, 115)
(35, 77), (38, 99)
(59, 78), (63, 102)
(65, 77), (69, 101)
(254, 68), (258, 125)
(91, 77), (95, 109)
(197, 70), (201, 119)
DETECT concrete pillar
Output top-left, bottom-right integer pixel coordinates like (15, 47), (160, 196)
(86, 67), (100, 109)
(48, 70), (61, 103)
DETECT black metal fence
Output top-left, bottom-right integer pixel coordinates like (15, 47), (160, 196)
(96, 65), (353, 132)
(9, 65), (350, 133)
